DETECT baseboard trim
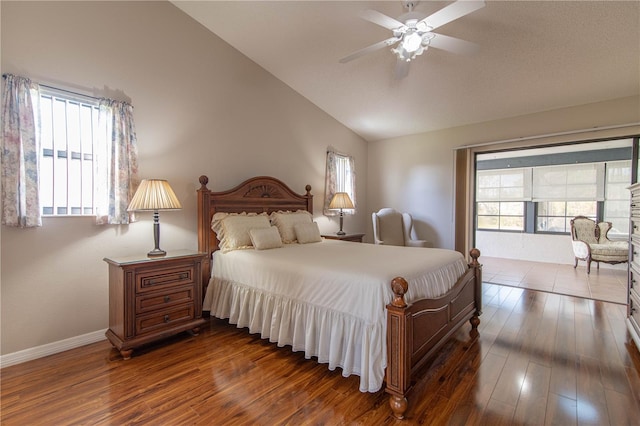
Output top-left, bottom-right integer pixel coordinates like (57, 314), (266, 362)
(0, 329), (107, 369)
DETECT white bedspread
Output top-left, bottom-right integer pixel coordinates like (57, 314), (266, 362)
(203, 239), (468, 392)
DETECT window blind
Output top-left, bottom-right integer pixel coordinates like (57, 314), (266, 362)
(476, 168), (531, 202)
(532, 163), (605, 202)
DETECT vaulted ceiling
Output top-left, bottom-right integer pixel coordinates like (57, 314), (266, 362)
(172, 1), (640, 142)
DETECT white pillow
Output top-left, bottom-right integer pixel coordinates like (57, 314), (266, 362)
(294, 222), (322, 244)
(211, 212), (270, 252)
(249, 227), (283, 250)
(270, 210), (313, 243)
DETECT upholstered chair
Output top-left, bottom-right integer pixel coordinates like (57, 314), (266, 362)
(570, 215), (628, 274)
(371, 208), (428, 247)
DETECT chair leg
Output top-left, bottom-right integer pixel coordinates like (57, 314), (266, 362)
(587, 259), (591, 274)
(597, 261), (600, 270)
(574, 257), (578, 268)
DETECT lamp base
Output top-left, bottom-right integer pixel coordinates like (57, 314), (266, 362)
(336, 230), (346, 236)
(147, 248), (166, 257)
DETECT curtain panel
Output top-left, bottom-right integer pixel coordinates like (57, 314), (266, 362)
(1, 74), (42, 227)
(95, 99), (139, 225)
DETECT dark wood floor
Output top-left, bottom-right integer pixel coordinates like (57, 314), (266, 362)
(3, 283), (640, 425)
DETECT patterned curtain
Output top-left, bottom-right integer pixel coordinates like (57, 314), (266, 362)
(1, 74), (42, 227)
(323, 150), (356, 216)
(94, 99), (139, 225)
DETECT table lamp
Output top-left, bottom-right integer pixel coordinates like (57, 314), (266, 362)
(329, 192), (354, 235)
(127, 179), (182, 257)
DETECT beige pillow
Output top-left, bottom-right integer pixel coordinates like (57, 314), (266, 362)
(249, 227), (283, 250)
(211, 212), (270, 252)
(270, 210), (313, 243)
(294, 222), (322, 244)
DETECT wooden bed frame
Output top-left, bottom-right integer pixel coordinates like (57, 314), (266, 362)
(196, 175), (482, 419)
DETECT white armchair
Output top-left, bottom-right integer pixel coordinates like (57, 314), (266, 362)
(371, 208), (428, 247)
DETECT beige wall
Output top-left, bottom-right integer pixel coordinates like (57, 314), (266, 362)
(367, 96), (640, 250)
(0, 1), (368, 355)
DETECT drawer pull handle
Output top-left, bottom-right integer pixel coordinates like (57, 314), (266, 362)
(164, 315), (170, 323)
(164, 296), (171, 303)
(180, 273), (189, 279)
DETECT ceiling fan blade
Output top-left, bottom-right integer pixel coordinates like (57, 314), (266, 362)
(360, 9), (405, 30)
(339, 37), (400, 63)
(420, 0), (485, 31)
(428, 33), (479, 55)
(394, 58), (410, 80)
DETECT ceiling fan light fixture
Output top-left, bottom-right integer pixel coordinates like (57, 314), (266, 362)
(403, 31), (423, 52)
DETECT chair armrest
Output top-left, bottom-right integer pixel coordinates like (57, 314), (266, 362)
(406, 239), (428, 248)
(572, 240), (591, 259)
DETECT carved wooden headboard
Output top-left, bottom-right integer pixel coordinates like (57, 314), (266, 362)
(197, 175), (313, 292)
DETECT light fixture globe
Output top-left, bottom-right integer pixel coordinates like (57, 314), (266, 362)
(391, 19), (435, 62)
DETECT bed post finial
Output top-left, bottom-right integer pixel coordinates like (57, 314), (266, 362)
(199, 175), (209, 189)
(390, 277), (408, 308)
(305, 184), (312, 195)
(469, 248), (482, 329)
(469, 248), (481, 266)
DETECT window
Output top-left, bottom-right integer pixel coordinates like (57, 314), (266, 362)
(324, 150), (356, 215)
(333, 153), (354, 198)
(477, 201), (525, 231)
(476, 159), (631, 235)
(39, 88), (99, 216)
(532, 163), (604, 233)
(476, 168), (529, 231)
(536, 201), (597, 233)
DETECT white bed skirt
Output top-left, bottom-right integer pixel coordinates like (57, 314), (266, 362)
(204, 277), (386, 392)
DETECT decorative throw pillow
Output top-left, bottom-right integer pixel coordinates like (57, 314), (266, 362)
(270, 210), (313, 243)
(294, 222), (322, 244)
(211, 212), (270, 252)
(249, 227), (283, 250)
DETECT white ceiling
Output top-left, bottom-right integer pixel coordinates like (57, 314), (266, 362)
(172, 1), (640, 142)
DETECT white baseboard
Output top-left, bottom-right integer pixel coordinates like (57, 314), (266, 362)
(0, 329), (107, 369)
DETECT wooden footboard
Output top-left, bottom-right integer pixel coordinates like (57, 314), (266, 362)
(386, 248), (482, 419)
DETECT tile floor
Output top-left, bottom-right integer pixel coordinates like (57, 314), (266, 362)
(481, 256), (628, 305)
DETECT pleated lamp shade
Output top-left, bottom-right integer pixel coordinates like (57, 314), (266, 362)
(127, 179), (182, 212)
(328, 192), (354, 210)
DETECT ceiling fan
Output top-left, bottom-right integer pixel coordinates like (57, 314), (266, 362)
(339, 0), (485, 79)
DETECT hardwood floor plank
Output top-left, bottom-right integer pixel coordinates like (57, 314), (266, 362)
(544, 393), (577, 426)
(576, 354), (611, 426)
(513, 361), (551, 425)
(490, 353), (530, 406)
(604, 387), (640, 425)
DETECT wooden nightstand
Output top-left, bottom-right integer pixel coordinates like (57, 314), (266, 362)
(104, 250), (207, 359)
(322, 233), (365, 243)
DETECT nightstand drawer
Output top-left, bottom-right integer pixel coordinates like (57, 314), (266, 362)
(136, 264), (195, 293)
(136, 286), (195, 314)
(136, 303), (195, 335)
